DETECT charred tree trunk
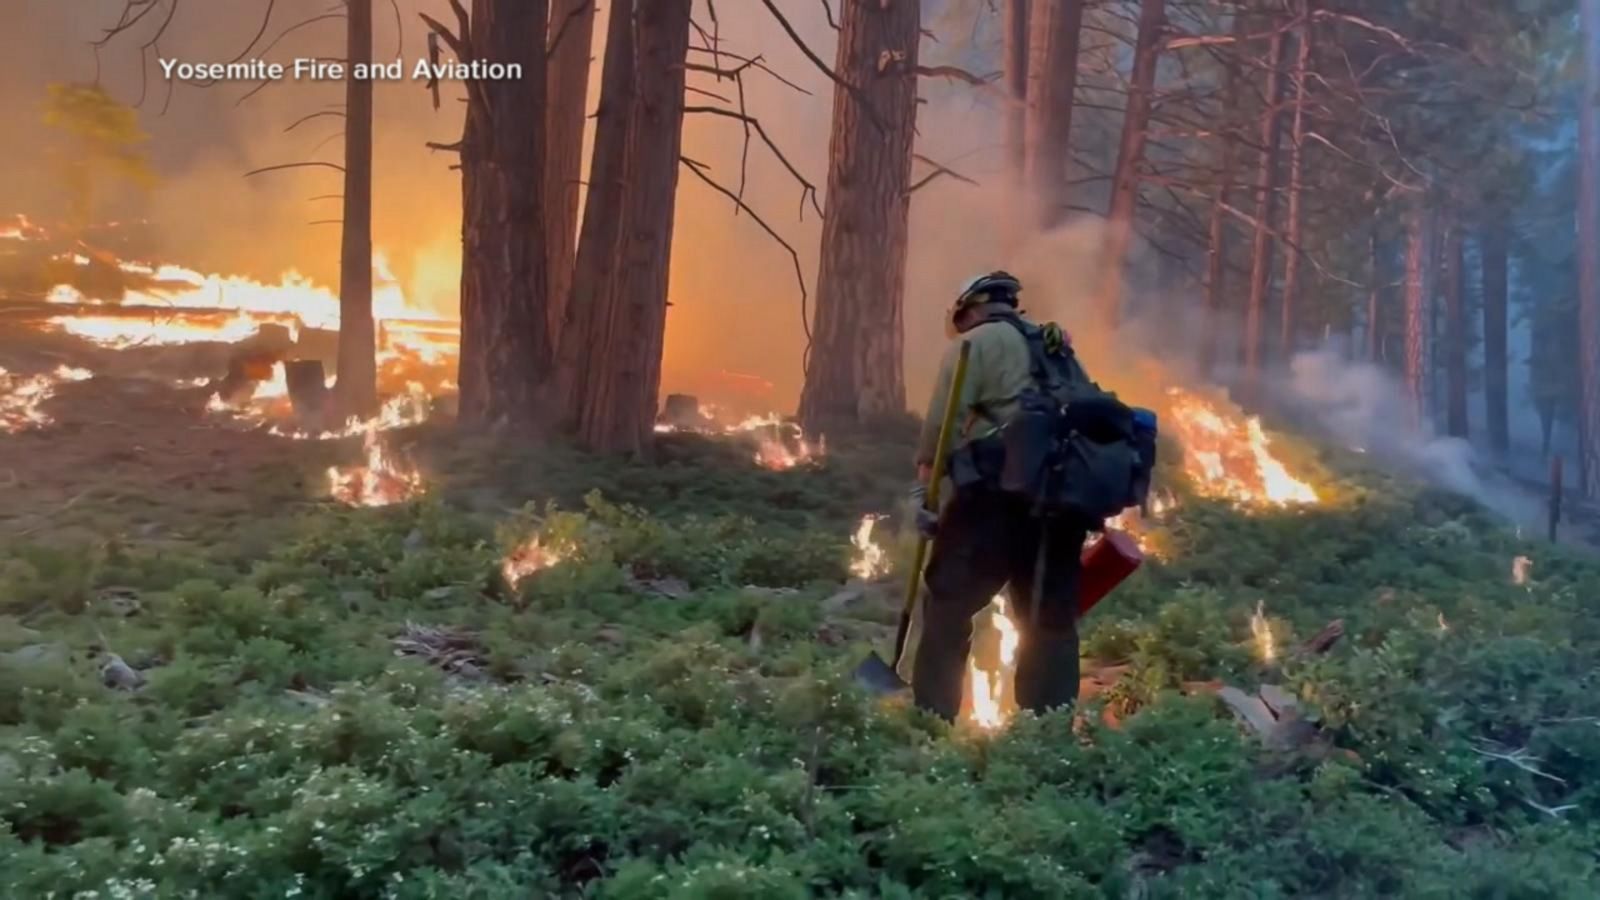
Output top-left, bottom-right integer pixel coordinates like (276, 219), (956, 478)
(454, 0), (551, 431)
(797, 0), (920, 433)
(1482, 220), (1509, 457)
(1278, 2), (1313, 357)
(1199, 13), (1250, 377)
(1366, 219), (1382, 362)
(1094, 0), (1166, 330)
(1404, 205), (1426, 430)
(575, 0), (690, 455)
(543, 0), (597, 348)
(1003, 0), (1030, 184)
(1443, 221), (1468, 437)
(556, 0), (634, 428)
(1022, 0), (1084, 230)
(1199, 153), (1233, 376)
(1580, 0), (1600, 496)
(336, 0), (377, 419)
(1242, 25), (1287, 389)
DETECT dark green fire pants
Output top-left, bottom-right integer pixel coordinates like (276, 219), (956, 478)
(911, 487), (1085, 723)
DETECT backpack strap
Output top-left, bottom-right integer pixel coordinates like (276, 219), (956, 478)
(986, 311), (1082, 393)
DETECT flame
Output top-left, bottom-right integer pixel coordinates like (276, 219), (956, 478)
(849, 514), (891, 580)
(32, 244), (458, 426)
(1165, 387), (1318, 506)
(656, 409), (825, 470)
(501, 535), (568, 590)
(325, 427), (423, 506)
(1512, 555), (1532, 586)
(1250, 600), (1276, 663)
(965, 594), (1021, 731)
(0, 364), (93, 432)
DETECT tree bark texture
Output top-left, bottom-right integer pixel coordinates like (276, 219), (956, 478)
(1365, 218), (1382, 362)
(455, 0), (551, 431)
(543, 0), (597, 349)
(797, 0), (920, 433)
(1278, 2), (1314, 357)
(1580, 0), (1600, 495)
(336, 0), (377, 418)
(557, 0), (634, 428)
(1404, 205), (1426, 430)
(1003, 0), (1030, 184)
(1022, 0), (1084, 230)
(1481, 221), (1509, 456)
(1442, 221), (1468, 437)
(1199, 12), (1250, 376)
(575, 0), (691, 455)
(1242, 25), (1287, 387)
(1094, 0), (1165, 331)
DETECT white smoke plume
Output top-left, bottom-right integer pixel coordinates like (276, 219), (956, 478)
(1281, 346), (1542, 526)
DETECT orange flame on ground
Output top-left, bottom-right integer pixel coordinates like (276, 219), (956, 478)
(655, 410), (825, 471)
(1165, 387), (1318, 505)
(849, 514), (891, 580)
(326, 427), (423, 507)
(500, 535), (569, 590)
(1251, 600), (1276, 663)
(0, 365), (93, 432)
(966, 594), (1021, 731)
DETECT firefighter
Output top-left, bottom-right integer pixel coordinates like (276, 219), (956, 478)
(909, 271), (1088, 722)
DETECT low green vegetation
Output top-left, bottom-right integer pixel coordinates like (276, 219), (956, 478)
(4, 431), (1600, 898)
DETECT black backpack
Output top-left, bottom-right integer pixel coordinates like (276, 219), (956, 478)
(988, 314), (1157, 526)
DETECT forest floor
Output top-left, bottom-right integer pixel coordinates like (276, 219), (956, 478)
(6, 333), (1600, 898)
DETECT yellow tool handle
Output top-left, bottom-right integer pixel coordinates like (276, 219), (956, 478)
(899, 340), (973, 626)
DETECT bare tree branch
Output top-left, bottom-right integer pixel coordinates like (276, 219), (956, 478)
(685, 85), (732, 103)
(284, 110), (346, 133)
(682, 156), (811, 346)
(683, 105), (824, 219)
(913, 64), (999, 86)
(819, 0), (838, 30)
(756, 0), (884, 132)
(687, 49), (813, 95)
(244, 161), (347, 178)
(908, 153), (979, 193)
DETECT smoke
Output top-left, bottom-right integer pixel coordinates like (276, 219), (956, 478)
(1280, 346), (1542, 525)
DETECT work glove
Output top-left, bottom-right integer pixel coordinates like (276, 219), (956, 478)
(908, 484), (939, 539)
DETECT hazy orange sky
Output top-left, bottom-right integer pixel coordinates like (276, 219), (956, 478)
(2, 0), (1091, 413)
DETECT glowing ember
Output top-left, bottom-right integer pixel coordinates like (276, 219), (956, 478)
(1165, 388), (1318, 505)
(966, 594), (1021, 731)
(1250, 600), (1276, 663)
(501, 535), (568, 590)
(0, 365), (92, 432)
(849, 514), (891, 580)
(1512, 555), (1532, 586)
(326, 428), (423, 507)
